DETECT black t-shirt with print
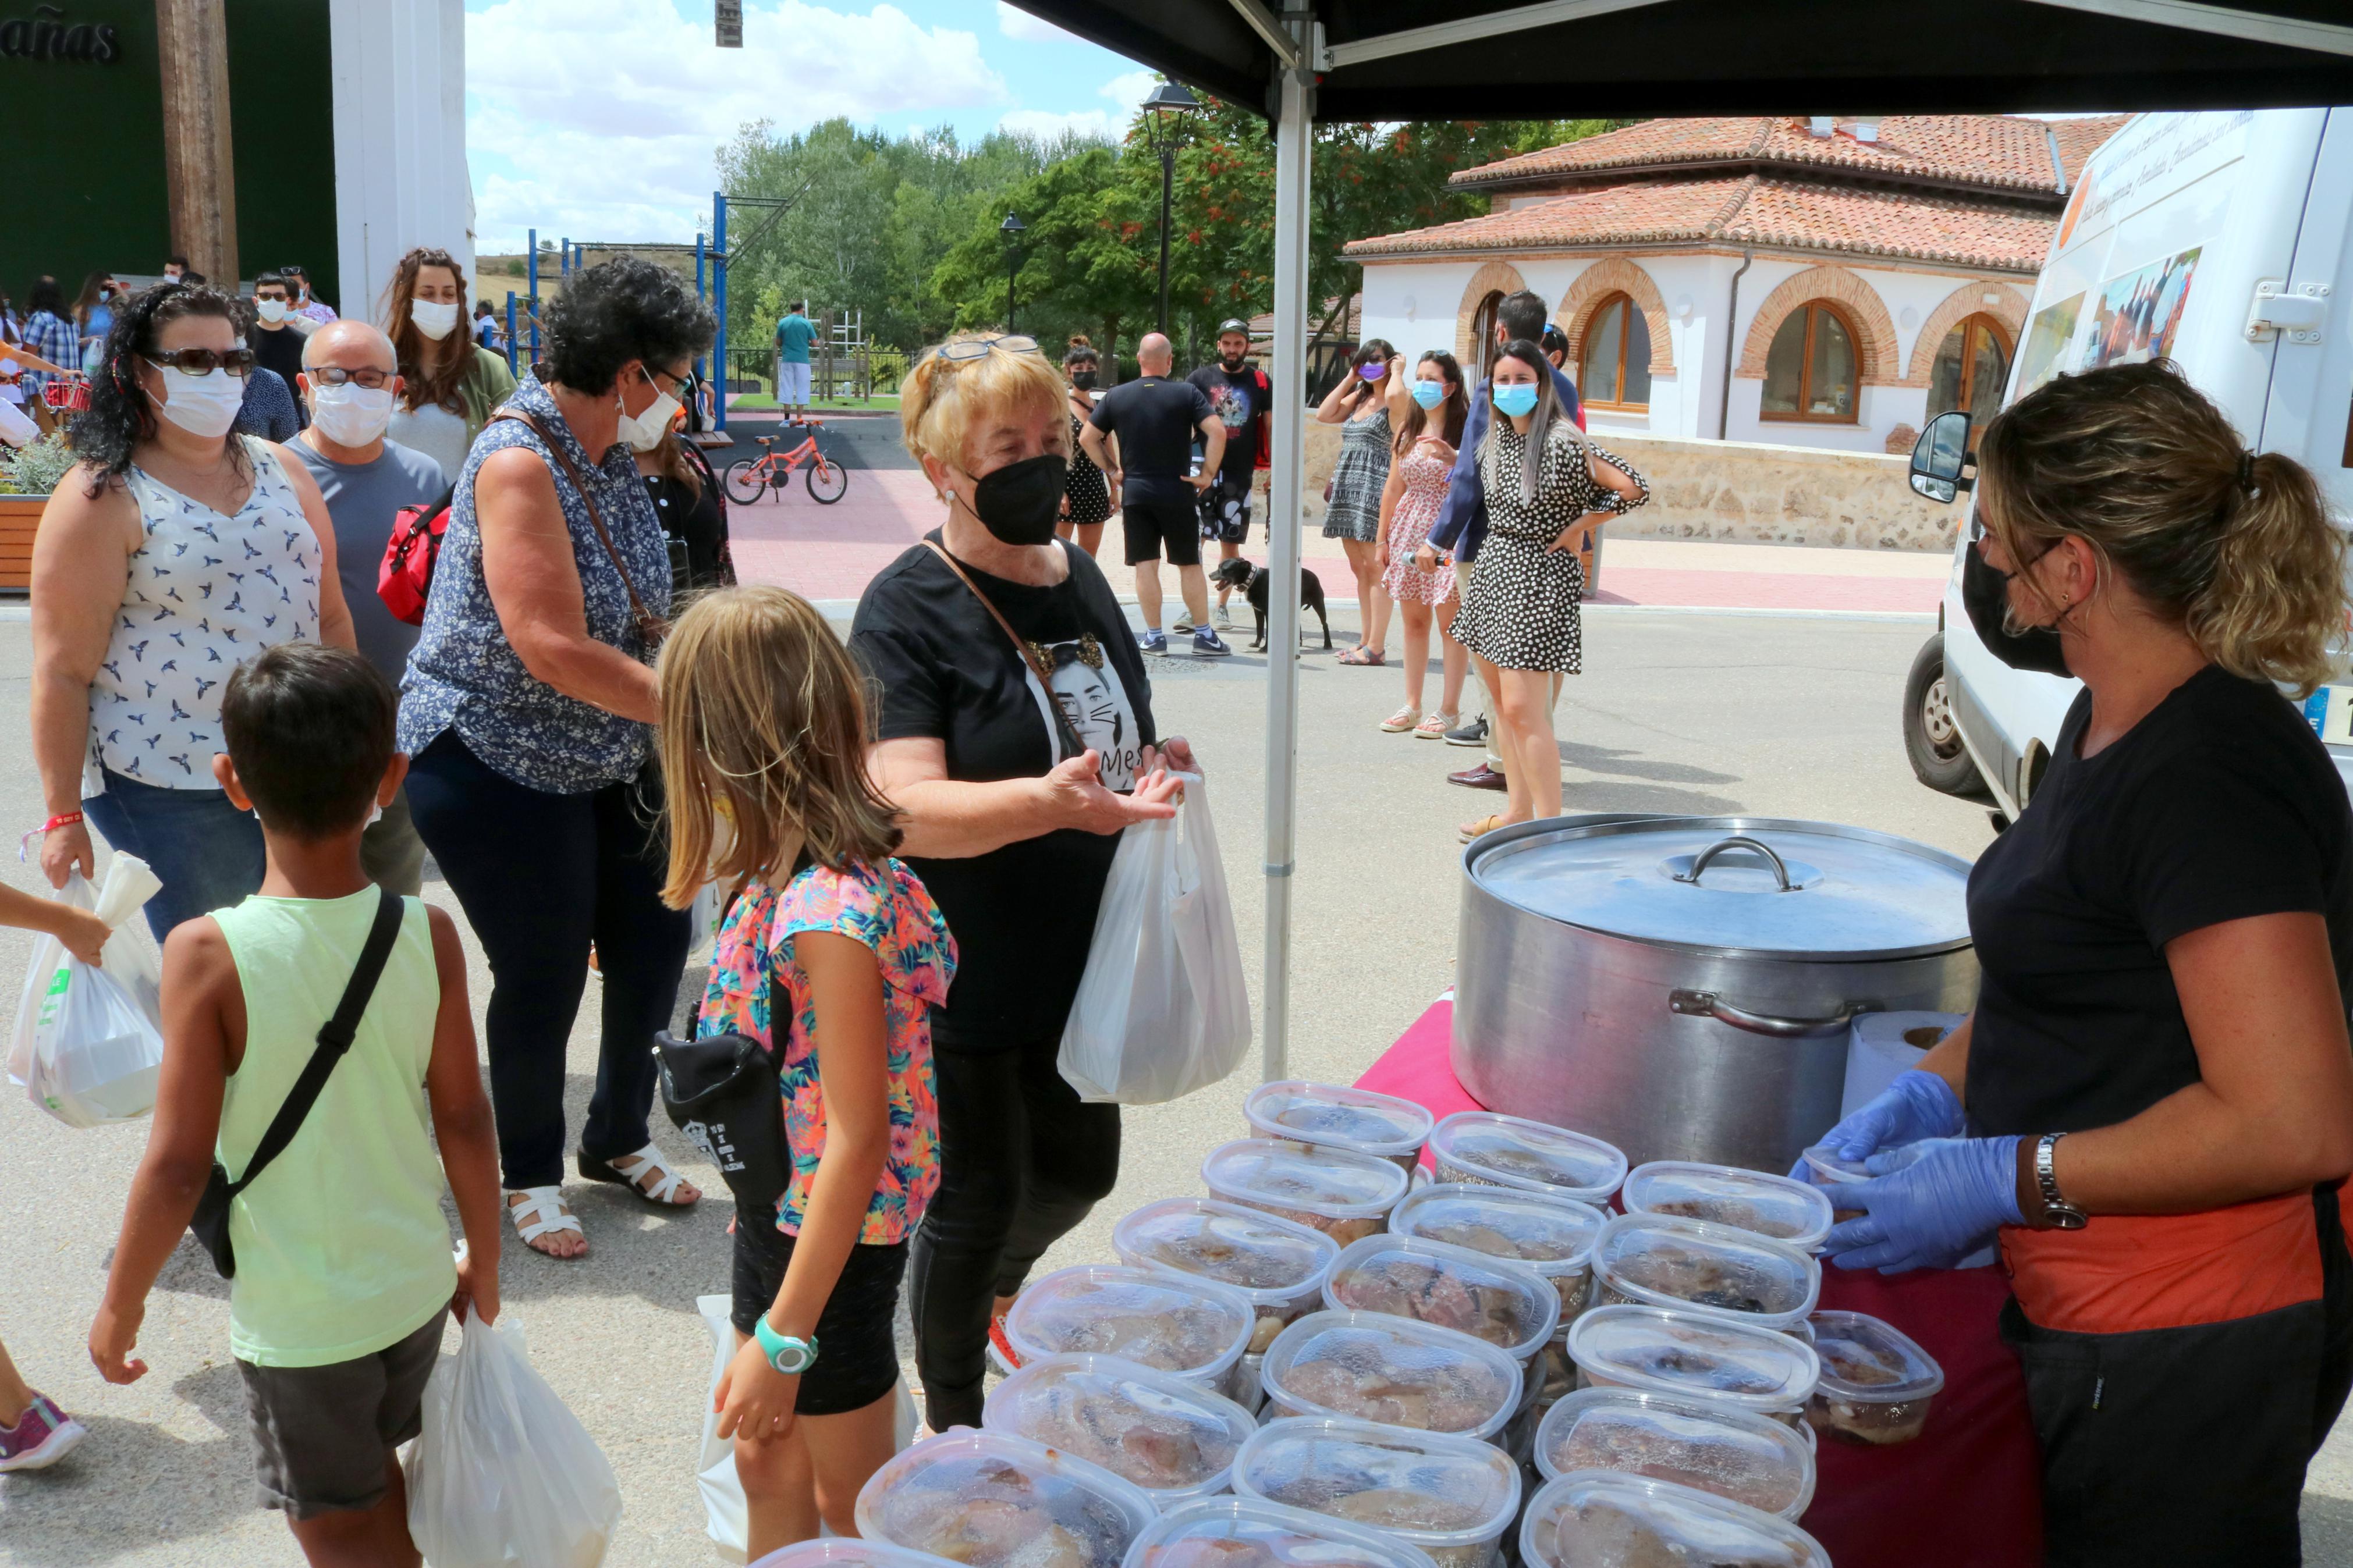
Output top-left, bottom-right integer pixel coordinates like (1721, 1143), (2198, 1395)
(1188, 362), (1269, 483)
(849, 534), (1156, 1052)
(1089, 375), (1212, 502)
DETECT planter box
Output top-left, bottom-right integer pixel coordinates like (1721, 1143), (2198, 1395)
(0, 495), (41, 592)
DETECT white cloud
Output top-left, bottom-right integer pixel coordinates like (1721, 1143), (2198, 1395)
(1098, 69), (1159, 109)
(996, 2), (1078, 45)
(466, 0), (1005, 250)
(997, 107), (1116, 140)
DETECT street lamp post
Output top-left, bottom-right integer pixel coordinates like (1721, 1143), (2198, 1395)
(1140, 80), (1199, 339)
(999, 211), (1027, 332)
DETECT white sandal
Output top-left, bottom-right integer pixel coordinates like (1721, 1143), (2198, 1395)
(506, 1186), (584, 1254)
(1380, 705), (1422, 733)
(577, 1142), (699, 1207)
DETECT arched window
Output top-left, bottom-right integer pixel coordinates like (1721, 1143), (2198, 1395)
(1470, 290), (1503, 381)
(1927, 312), (2012, 432)
(1578, 293), (1652, 411)
(1759, 301), (1860, 422)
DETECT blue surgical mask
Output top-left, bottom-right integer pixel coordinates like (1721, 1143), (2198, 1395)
(1411, 379), (1446, 410)
(1493, 383), (1539, 418)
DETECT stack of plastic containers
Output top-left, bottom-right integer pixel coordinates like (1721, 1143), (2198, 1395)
(1231, 1417), (1522, 1568)
(1113, 1197), (1340, 1412)
(853, 1430), (1158, 1568)
(1259, 1310), (1523, 1442)
(1321, 1235), (1560, 1360)
(982, 1354), (1258, 1505)
(1245, 1081), (1435, 1172)
(1389, 1183), (1606, 1413)
(1202, 1139), (1410, 1245)
(1002, 1264), (1255, 1405)
(1425, 1112), (1626, 1204)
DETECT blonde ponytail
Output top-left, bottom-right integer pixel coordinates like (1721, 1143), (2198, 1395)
(2191, 451), (2347, 695)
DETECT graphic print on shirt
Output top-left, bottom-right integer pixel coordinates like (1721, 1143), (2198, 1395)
(1025, 634), (1142, 790)
(1208, 378), (1254, 436)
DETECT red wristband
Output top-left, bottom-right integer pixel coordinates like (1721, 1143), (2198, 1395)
(40, 812), (83, 834)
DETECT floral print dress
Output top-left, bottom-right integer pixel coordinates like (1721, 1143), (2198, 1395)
(1381, 437), (1457, 609)
(697, 858), (956, 1244)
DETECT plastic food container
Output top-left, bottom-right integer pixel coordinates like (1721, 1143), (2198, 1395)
(1804, 1310), (1945, 1446)
(750, 1542), (965, 1568)
(1564, 1306), (1820, 1420)
(983, 1354), (1259, 1503)
(1589, 1214), (1821, 1334)
(1519, 1471), (1830, 1568)
(1115, 1197), (1341, 1356)
(1388, 1183), (1605, 1322)
(1533, 1387), (1816, 1520)
(1260, 1310), (1524, 1442)
(1621, 1161), (1835, 1253)
(1124, 1496), (1442, 1568)
(1246, 1081), (1435, 1171)
(1203, 1139), (1411, 1245)
(1426, 1112), (1626, 1203)
(1322, 1233), (1560, 1360)
(855, 1430), (1159, 1568)
(1233, 1417), (1522, 1568)
(1005, 1264), (1255, 1394)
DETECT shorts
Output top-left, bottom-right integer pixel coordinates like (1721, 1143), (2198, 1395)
(237, 1308), (446, 1519)
(777, 361), (811, 406)
(1122, 489), (1202, 567)
(732, 1204), (910, 1415)
(1199, 477), (1255, 545)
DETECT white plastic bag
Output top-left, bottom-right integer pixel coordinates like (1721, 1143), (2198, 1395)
(10, 855), (166, 1128)
(1057, 773), (1249, 1105)
(0, 397), (37, 449)
(406, 1310), (623, 1568)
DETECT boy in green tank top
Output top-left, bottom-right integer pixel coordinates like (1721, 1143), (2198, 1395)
(90, 643), (503, 1566)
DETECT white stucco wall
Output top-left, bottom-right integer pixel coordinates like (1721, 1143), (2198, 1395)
(328, 0), (474, 324)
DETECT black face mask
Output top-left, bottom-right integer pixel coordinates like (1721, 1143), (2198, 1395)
(1070, 369), (1097, 390)
(1961, 537), (2070, 677)
(965, 454), (1067, 546)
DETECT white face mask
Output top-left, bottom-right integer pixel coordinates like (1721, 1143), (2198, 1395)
(616, 372), (680, 453)
(410, 298), (460, 340)
(308, 381), (394, 447)
(145, 362), (244, 439)
(255, 298), (289, 324)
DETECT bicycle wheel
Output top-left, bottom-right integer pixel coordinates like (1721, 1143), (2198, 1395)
(805, 457), (849, 504)
(723, 458), (768, 505)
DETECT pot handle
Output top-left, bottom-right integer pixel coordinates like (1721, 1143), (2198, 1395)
(1669, 990), (1878, 1038)
(1674, 835), (1795, 891)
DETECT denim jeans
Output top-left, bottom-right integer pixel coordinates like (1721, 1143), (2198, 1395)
(82, 770), (267, 941)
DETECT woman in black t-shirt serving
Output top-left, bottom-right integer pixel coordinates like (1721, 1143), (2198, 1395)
(1817, 361), (2353, 1565)
(849, 333), (1191, 1434)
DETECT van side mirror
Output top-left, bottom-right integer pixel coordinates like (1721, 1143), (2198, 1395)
(1909, 411), (1974, 504)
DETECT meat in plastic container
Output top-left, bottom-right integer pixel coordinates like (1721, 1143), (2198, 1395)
(1518, 1470), (1830, 1568)
(1259, 1309), (1524, 1442)
(854, 1429), (1159, 1568)
(983, 1353), (1259, 1504)
(1425, 1112), (1626, 1204)
(1389, 1183), (1605, 1322)
(1246, 1080), (1435, 1171)
(1123, 1496), (1442, 1568)
(1532, 1386), (1816, 1520)
(1588, 1213), (1822, 1334)
(1804, 1309), (1945, 1446)
(1564, 1305), (1819, 1421)
(1232, 1416), (1523, 1568)
(1202, 1139), (1410, 1245)
(1620, 1161), (1835, 1253)
(1005, 1264), (1255, 1396)
(1321, 1233), (1561, 1360)
(749, 1541), (967, 1568)
(1115, 1197), (1341, 1356)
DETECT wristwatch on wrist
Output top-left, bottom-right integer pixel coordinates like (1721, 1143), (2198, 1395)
(2035, 1132), (2089, 1231)
(753, 1315), (818, 1375)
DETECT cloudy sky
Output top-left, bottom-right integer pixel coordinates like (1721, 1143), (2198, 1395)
(464, 0), (1154, 252)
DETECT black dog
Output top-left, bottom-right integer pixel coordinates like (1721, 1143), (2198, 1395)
(1210, 556), (1332, 652)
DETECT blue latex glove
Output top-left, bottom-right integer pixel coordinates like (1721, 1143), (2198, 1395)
(1788, 1069), (1965, 1179)
(1823, 1135), (2024, 1274)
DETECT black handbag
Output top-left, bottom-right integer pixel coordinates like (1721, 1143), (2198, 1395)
(655, 891), (792, 1210)
(188, 887), (406, 1279)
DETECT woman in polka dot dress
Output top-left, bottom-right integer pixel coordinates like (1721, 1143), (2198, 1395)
(1376, 350), (1472, 739)
(1447, 337), (1646, 841)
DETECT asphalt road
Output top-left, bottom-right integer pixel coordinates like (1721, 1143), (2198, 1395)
(5, 603), (2351, 1563)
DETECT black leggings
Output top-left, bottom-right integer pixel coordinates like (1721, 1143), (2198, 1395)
(910, 1034), (1120, 1430)
(405, 731), (691, 1191)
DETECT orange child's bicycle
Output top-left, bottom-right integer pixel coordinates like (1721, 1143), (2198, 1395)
(722, 422), (850, 506)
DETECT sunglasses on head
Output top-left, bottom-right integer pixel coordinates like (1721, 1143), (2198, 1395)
(934, 335), (1040, 363)
(147, 347), (256, 377)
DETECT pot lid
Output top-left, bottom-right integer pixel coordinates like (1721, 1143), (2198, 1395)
(1467, 816), (1972, 959)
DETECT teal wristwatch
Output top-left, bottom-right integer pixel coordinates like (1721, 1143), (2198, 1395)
(754, 1317), (818, 1375)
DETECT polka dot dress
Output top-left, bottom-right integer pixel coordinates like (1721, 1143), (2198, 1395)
(1450, 422), (1648, 674)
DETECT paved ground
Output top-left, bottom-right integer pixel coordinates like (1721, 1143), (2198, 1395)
(5, 549), (2352, 1560)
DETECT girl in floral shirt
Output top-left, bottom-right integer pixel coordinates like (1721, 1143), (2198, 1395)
(658, 586), (953, 1552)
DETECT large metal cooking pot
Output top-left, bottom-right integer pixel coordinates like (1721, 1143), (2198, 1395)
(1452, 815), (1977, 1176)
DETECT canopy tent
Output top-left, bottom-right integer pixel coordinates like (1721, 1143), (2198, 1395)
(1003, 0), (2353, 1082)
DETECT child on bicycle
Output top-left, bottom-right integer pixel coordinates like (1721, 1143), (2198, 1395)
(659, 585), (953, 1552)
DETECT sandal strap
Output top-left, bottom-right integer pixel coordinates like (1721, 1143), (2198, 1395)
(506, 1185), (582, 1242)
(606, 1143), (688, 1205)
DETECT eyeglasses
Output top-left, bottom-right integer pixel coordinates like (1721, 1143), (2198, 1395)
(933, 335), (1040, 363)
(645, 365), (693, 397)
(147, 348), (256, 378)
(306, 365), (393, 390)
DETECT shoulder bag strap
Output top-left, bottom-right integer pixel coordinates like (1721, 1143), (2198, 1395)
(488, 410), (668, 643)
(224, 886), (406, 1197)
(921, 539), (1091, 762)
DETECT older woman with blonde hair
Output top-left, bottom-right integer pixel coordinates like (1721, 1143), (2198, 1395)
(848, 333), (1193, 1432)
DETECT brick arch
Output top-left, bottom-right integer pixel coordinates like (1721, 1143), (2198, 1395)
(1453, 260), (1528, 366)
(1736, 266), (1901, 386)
(1557, 257), (1675, 378)
(1903, 280), (2031, 386)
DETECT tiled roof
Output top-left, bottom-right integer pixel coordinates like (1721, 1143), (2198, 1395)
(1344, 175), (2055, 272)
(1452, 115), (2135, 197)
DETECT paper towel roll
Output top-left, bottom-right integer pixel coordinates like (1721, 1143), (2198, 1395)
(1843, 1011), (1964, 1119)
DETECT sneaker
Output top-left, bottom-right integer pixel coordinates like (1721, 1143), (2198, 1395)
(1192, 627), (1233, 657)
(1138, 629), (1169, 654)
(1172, 612), (1196, 635)
(1445, 716), (1489, 748)
(1214, 604), (1234, 631)
(0, 1395), (86, 1473)
(985, 1315), (1025, 1376)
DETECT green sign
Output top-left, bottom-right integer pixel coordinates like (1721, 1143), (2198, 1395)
(0, 6), (124, 63)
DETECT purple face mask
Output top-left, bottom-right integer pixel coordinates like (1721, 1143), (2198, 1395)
(1356, 362), (1385, 381)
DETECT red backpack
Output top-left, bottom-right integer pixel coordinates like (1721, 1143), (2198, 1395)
(378, 484), (456, 626)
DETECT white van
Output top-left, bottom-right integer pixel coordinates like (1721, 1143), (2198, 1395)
(1902, 108), (2353, 819)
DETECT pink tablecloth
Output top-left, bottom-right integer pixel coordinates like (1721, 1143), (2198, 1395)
(1355, 997), (2045, 1566)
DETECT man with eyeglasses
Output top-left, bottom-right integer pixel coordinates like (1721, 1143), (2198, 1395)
(286, 320), (446, 893)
